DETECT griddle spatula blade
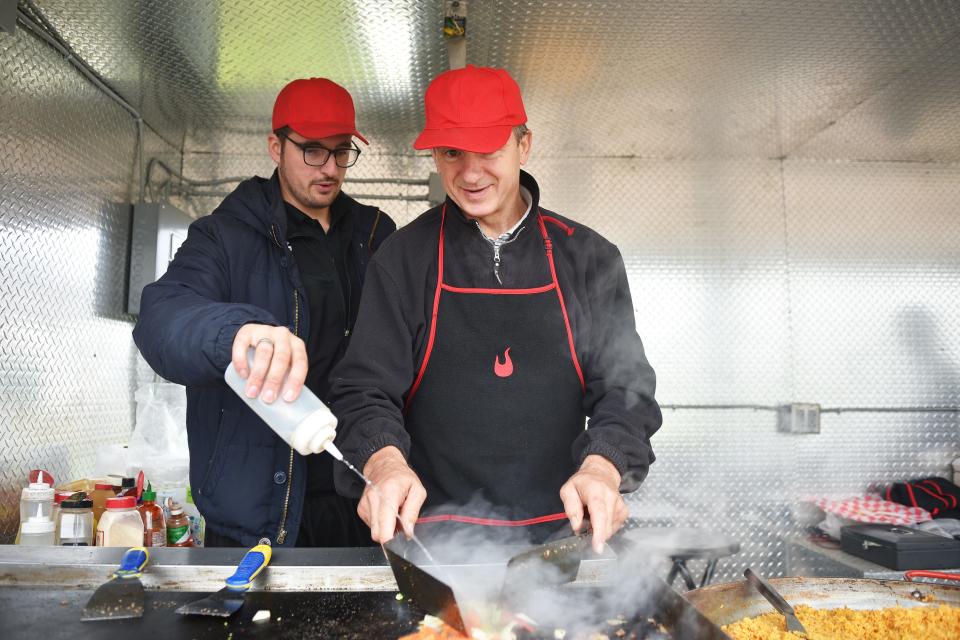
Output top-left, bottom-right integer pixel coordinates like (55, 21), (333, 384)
(176, 544), (272, 617)
(81, 547), (149, 621)
(384, 535), (467, 635)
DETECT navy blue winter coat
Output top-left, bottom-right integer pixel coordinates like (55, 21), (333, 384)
(133, 171), (395, 546)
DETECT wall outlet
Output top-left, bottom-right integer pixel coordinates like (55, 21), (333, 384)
(1, 0), (16, 34)
(777, 403), (821, 434)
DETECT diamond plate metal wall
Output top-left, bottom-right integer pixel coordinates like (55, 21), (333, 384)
(541, 157), (960, 582)
(32, 0), (960, 161)
(0, 24), (181, 542)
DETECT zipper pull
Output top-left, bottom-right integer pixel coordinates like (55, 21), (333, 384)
(276, 528), (287, 545)
(494, 244), (503, 285)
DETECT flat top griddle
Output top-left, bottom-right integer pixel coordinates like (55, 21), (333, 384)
(1, 587), (422, 640)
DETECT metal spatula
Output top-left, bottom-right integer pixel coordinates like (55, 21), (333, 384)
(501, 532), (590, 603)
(176, 544), (272, 617)
(384, 534), (467, 635)
(81, 547), (150, 621)
(744, 568), (808, 636)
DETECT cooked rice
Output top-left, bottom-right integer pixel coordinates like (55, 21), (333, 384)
(723, 603), (960, 640)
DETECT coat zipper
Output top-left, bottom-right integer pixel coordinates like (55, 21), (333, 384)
(273, 224), (298, 546)
(275, 287), (299, 545)
(475, 221), (524, 285)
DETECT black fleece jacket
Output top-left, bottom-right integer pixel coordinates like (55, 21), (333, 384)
(330, 171), (661, 497)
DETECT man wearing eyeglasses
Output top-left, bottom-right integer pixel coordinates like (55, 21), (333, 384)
(134, 78), (396, 548)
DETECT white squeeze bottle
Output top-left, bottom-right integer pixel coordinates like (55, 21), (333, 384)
(224, 347), (344, 459)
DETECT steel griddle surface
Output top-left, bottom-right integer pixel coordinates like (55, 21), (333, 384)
(1, 587), (422, 639)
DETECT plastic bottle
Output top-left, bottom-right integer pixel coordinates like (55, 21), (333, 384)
(20, 471), (54, 525)
(90, 482), (115, 531)
(166, 499), (193, 547)
(57, 495), (94, 546)
(183, 485), (205, 547)
(19, 503), (55, 546)
(138, 483), (166, 547)
(224, 348), (341, 457)
(96, 496), (144, 547)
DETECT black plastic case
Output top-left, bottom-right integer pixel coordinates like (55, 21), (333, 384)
(840, 524), (960, 570)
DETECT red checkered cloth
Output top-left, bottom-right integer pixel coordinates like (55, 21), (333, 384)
(807, 493), (932, 525)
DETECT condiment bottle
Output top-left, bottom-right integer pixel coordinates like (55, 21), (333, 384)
(183, 485), (205, 547)
(138, 483), (166, 547)
(90, 482), (115, 531)
(96, 496), (144, 547)
(118, 476), (137, 498)
(19, 503), (55, 546)
(224, 348), (339, 457)
(52, 491), (75, 530)
(57, 495), (94, 546)
(166, 499), (193, 547)
(20, 470), (54, 525)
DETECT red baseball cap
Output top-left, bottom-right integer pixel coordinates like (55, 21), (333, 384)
(413, 65), (527, 153)
(272, 78), (369, 145)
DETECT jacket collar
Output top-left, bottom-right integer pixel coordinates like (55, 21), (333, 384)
(213, 169), (359, 247)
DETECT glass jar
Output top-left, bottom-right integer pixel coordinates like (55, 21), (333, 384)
(57, 496), (94, 546)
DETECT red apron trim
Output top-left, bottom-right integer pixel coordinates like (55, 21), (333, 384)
(416, 512), (568, 527)
(405, 205), (447, 412)
(441, 283), (556, 295)
(914, 483), (951, 509)
(538, 212), (586, 392)
(405, 206), (586, 409)
(921, 479), (957, 508)
(542, 215), (575, 236)
(905, 482), (919, 508)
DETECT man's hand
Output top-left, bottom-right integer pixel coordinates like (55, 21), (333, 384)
(359, 446), (427, 544)
(559, 455), (628, 554)
(231, 323), (308, 403)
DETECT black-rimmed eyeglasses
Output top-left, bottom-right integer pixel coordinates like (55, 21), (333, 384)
(282, 136), (361, 168)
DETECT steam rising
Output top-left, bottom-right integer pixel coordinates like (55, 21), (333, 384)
(404, 500), (687, 638)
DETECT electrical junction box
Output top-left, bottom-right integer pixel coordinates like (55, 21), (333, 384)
(777, 402), (821, 434)
(127, 202), (193, 315)
(1, 0), (16, 34)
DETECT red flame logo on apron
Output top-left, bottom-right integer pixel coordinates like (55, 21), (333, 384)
(494, 347), (514, 378)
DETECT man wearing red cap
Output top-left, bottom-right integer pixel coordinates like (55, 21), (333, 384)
(330, 66), (661, 552)
(134, 78), (395, 547)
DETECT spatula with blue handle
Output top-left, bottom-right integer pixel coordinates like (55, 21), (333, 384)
(176, 544), (272, 617)
(82, 547), (150, 621)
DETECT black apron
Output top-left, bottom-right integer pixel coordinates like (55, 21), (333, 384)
(404, 206), (586, 542)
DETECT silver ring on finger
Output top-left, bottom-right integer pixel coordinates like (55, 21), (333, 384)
(256, 337), (275, 348)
